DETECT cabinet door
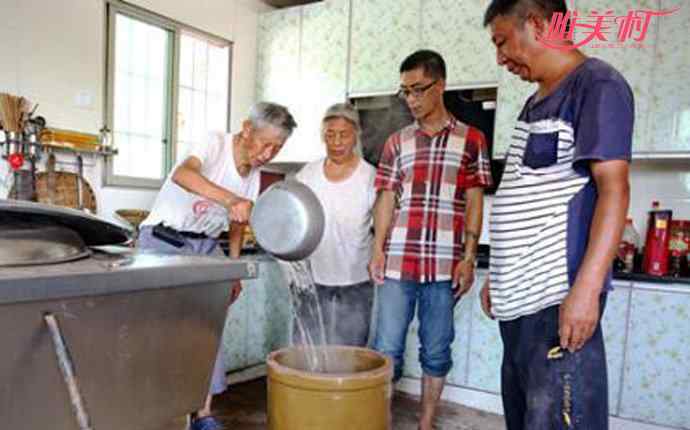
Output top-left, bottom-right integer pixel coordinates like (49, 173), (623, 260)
(466, 272), (503, 393)
(421, 0), (498, 86)
(493, 68), (535, 158)
(265, 262), (293, 353)
(349, 0), (421, 95)
(222, 260), (294, 371)
(222, 285), (249, 371)
(577, 0), (658, 154)
(647, 0), (690, 154)
(291, 0), (350, 162)
(619, 285), (690, 428)
(256, 8), (301, 106)
(256, 8), (302, 162)
(244, 279), (269, 366)
(601, 281), (632, 416)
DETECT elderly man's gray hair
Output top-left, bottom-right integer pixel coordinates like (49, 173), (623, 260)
(249, 102), (298, 138)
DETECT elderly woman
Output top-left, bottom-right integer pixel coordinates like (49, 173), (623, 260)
(293, 103), (376, 347)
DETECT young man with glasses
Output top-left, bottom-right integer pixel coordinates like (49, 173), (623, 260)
(369, 49), (491, 430)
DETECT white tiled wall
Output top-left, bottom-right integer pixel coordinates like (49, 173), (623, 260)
(0, 0), (271, 223)
(628, 162), (690, 236)
(477, 162), (690, 245)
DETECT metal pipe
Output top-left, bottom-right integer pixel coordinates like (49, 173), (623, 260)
(44, 313), (95, 430)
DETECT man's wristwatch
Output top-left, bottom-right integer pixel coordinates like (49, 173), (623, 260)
(463, 253), (477, 267)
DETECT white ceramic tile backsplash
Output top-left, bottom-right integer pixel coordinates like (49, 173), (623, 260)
(628, 162), (690, 236)
(480, 162), (690, 245)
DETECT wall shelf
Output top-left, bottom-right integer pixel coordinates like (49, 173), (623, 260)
(41, 142), (118, 157)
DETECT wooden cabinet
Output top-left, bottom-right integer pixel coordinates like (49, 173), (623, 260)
(349, 0), (421, 95)
(465, 272), (502, 393)
(601, 281), (632, 415)
(646, 0), (690, 154)
(619, 284), (690, 427)
(222, 260), (292, 371)
(421, 0), (498, 86)
(292, 0), (350, 161)
(578, 0), (658, 154)
(493, 69), (535, 158)
(255, 8), (301, 114)
(492, 0), (690, 158)
(255, 0), (689, 160)
(256, 1), (348, 162)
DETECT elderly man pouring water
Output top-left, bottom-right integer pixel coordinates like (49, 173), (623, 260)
(138, 102), (297, 430)
(291, 103), (377, 348)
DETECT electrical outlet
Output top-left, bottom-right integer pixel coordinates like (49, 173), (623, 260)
(74, 90), (94, 109)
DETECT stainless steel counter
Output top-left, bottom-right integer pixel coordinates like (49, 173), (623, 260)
(0, 250), (258, 430)
(0, 250), (258, 304)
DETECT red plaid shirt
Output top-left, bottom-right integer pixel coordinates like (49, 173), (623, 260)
(375, 117), (491, 283)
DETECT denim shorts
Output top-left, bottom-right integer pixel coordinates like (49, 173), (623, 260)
(373, 278), (455, 382)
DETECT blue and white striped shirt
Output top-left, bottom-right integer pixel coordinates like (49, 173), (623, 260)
(490, 58), (634, 321)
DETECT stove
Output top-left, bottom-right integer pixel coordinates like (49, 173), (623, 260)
(0, 200), (258, 430)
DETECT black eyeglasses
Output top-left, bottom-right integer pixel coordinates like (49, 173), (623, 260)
(397, 80), (439, 100)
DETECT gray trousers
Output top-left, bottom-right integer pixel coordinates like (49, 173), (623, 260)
(291, 281), (375, 348)
(137, 226), (229, 395)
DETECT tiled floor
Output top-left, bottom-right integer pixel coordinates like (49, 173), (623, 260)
(166, 378), (505, 429)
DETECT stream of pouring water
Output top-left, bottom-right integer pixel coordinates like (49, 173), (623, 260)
(279, 260), (332, 373)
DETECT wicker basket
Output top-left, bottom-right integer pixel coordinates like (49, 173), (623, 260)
(10, 171), (97, 213)
(115, 209), (150, 229)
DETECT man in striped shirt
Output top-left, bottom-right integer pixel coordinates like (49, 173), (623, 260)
(483, 1), (633, 429)
(369, 50), (491, 430)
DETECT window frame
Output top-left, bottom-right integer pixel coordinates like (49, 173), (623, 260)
(104, 0), (233, 188)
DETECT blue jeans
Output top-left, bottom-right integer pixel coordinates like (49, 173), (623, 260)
(499, 295), (609, 430)
(373, 278), (455, 382)
(138, 226), (228, 395)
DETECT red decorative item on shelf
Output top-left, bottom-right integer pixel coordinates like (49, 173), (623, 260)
(618, 218), (640, 273)
(642, 201), (673, 276)
(8, 152), (24, 171)
(668, 220), (689, 278)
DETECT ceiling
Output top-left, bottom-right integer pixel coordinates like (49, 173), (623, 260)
(262, 0), (321, 8)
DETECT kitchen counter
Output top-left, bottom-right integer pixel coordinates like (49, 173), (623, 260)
(219, 256), (689, 429)
(474, 246), (690, 286)
(400, 269), (690, 430)
(613, 270), (690, 285)
(221, 259), (690, 430)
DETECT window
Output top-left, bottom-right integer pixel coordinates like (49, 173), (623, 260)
(176, 34), (230, 160)
(105, 1), (232, 187)
(111, 14), (171, 182)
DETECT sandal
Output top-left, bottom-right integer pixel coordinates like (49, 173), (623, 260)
(189, 415), (225, 430)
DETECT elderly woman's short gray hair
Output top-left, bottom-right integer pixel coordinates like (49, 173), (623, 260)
(321, 103), (361, 132)
(249, 102), (298, 138)
(320, 103), (362, 148)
